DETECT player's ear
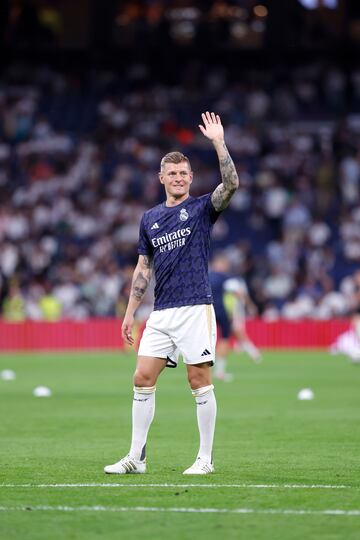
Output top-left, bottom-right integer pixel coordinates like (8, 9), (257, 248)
(158, 172), (164, 184)
(189, 171), (193, 184)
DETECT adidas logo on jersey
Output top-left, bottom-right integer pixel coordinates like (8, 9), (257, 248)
(151, 222), (159, 230)
(201, 349), (211, 357)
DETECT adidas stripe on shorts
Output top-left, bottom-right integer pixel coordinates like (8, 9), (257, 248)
(138, 304), (217, 366)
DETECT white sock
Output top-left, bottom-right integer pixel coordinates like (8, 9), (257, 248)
(215, 357), (226, 377)
(192, 385), (217, 463)
(129, 386), (155, 461)
(243, 341), (261, 360)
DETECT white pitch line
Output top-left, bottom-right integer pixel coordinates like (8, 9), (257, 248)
(0, 505), (359, 516)
(0, 483), (353, 489)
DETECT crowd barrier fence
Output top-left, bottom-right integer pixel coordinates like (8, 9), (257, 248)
(0, 319), (351, 352)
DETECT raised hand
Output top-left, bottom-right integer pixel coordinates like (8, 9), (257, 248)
(199, 111), (224, 143)
(202, 111), (238, 212)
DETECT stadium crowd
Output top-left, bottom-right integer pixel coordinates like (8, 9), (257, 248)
(1, 62), (360, 321)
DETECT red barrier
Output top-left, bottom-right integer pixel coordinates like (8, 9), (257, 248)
(0, 319), (351, 352)
(0, 320), (124, 352)
(244, 319), (350, 348)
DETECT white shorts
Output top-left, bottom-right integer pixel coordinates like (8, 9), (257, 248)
(138, 304), (217, 366)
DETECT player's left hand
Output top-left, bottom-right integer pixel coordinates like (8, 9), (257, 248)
(199, 111), (224, 143)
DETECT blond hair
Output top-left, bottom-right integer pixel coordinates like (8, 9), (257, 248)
(160, 152), (191, 172)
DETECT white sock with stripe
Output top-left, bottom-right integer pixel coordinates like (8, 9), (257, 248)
(192, 384), (217, 463)
(129, 386), (156, 461)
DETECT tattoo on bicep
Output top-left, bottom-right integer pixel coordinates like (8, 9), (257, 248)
(132, 271), (149, 300)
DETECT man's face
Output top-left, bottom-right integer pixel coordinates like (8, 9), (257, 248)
(159, 161), (193, 198)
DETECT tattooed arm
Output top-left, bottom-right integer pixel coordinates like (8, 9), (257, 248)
(211, 141), (239, 211)
(122, 254), (153, 345)
(131, 255), (153, 301)
(199, 111), (239, 211)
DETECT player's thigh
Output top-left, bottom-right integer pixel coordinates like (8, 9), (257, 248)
(136, 311), (178, 386)
(137, 311), (178, 374)
(186, 362), (213, 390)
(173, 304), (217, 365)
(134, 356), (167, 387)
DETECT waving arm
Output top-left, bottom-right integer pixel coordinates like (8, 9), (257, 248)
(199, 111), (239, 211)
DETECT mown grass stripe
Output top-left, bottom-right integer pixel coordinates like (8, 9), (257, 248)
(0, 505), (359, 516)
(0, 483), (353, 489)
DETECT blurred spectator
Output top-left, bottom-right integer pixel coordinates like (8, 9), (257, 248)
(39, 284), (62, 321)
(0, 61), (359, 320)
(2, 284), (25, 322)
(340, 151), (360, 206)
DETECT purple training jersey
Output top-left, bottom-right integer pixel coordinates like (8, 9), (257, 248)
(138, 193), (221, 310)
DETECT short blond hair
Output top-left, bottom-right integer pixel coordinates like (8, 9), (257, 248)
(160, 151), (191, 172)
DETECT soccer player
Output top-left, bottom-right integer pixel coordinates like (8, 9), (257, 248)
(225, 277), (262, 363)
(104, 112), (239, 475)
(210, 255), (261, 382)
(209, 254), (235, 381)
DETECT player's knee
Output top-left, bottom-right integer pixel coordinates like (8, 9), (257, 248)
(187, 371), (211, 390)
(133, 369), (157, 388)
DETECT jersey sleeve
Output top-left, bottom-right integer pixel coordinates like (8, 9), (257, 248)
(204, 193), (222, 224)
(137, 215), (153, 256)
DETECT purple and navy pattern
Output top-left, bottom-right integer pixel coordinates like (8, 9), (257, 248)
(138, 193), (221, 311)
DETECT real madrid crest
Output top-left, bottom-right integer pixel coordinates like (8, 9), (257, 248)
(179, 208), (189, 221)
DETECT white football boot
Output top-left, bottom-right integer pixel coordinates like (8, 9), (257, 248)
(183, 457), (214, 475)
(104, 454), (146, 474)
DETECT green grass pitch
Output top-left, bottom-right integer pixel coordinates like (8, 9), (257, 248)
(0, 350), (359, 540)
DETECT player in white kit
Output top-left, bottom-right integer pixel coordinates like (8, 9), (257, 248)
(224, 278), (262, 363)
(104, 112), (239, 475)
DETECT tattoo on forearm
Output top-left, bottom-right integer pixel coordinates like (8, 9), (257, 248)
(212, 143), (239, 211)
(130, 255), (153, 301)
(132, 272), (149, 300)
(142, 255), (152, 268)
(218, 144), (239, 194)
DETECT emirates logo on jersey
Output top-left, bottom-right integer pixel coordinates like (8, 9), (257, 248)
(179, 208), (189, 221)
(151, 227), (191, 248)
